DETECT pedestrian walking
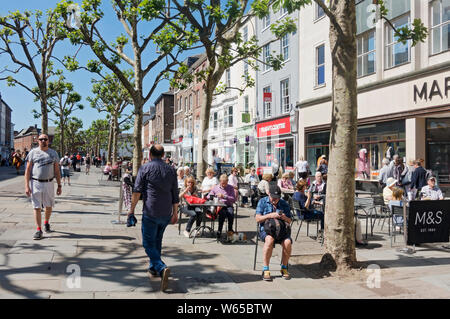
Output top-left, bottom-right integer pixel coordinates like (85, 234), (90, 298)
(127, 144), (179, 292)
(85, 154), (91, 175)
(24, 134), (62, 240)
(12, 149), (23, 175)
(60, 153), (72, 186)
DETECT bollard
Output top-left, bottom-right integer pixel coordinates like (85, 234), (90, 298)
(111, 177), (127, 225)
(397, 200), (415, 254)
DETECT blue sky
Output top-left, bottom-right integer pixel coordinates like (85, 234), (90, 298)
(0, 0), (201, 133)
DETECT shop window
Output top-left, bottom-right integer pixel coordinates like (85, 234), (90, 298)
(427, 118), (450, 185)
(385, 14), (411, 69)
(315, 3), (325, 20)
(306, 120), (406, 179)
(357, 30), (376, 77)
(431, 0), (450, 55)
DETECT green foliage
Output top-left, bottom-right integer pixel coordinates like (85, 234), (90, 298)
(139, 0), (165, 20)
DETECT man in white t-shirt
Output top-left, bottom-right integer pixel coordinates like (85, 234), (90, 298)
(25, 134), (62, 240)
(295, 157), (309, 180)
(60, 153), (72, 186)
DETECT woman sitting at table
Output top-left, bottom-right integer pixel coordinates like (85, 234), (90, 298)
(278, 172), (295, 199)
(201, 167), (218, 198)
(180, 176), (203, 238)
(389, 187), (405, 231)
(257, 174), (272, 197)
(292, 180), (325, 239)
(208, 174), (237, 239)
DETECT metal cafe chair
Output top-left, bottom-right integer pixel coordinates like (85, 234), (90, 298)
(291, 199), (321, 242)
(390, 205), (407, 247)
(354, 196), (376, 239)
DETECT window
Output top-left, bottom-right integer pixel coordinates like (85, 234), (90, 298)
(431, 0), (450, 55)
(263, 43), (271, 71)
(224, 106), (233, 128)
(316, 3), (325, 20)
(243, 25), (248, 42)
(244, 96), (249, 113)
(189, 94), (192, 111)
(263, 12), (270, 29)
(281, 34), (289, 61)
(357, 30), (376, 77)
(280, 79), (290, 113)
(385, 14), (411, 69)
(280, 6), (288, 17)
(226, 68), (231, 89)
(196, 90), (199, 107)
(184, 97), (187, 113)
(244, 59), (249, 81)
(315, 44), (325, 86)
(213, 112), (218, 130)
(263, 86), (272, 117)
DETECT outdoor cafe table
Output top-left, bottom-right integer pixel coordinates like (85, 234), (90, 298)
(178, 201), (229, 244)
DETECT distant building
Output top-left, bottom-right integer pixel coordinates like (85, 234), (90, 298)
(142, 107), (155, 161)
(14, 125), (56, 154)
(152, 91), (176, 159)
(0, 92), (13, 161)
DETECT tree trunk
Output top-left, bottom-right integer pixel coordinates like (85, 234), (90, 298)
(132, 102), (143, 177)
(59, 115), (65, 156)
(196, 85), (215, 181)
(112, 115), (118, 164)
(40, 92), (48, 135)
(107, 117), (113, 163)
(323, 0), (358, 271)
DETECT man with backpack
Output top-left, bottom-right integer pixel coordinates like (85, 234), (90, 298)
(60, 153), (72, 186)
(255, 185), (292, 282)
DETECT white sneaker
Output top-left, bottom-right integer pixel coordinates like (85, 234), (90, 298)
(183, 230), (190, 238)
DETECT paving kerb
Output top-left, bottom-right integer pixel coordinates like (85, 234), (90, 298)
(0, 166), (450, 298)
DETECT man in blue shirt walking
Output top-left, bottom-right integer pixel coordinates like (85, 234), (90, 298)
(255, 185), (292, 282)
(128, 144), (179, 292)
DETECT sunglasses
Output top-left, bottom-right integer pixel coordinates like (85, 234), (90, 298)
(38, 138), (48, 141)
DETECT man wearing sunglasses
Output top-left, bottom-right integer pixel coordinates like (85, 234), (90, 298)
(24, 134), (62, 240)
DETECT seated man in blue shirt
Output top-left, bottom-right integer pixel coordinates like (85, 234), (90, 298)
(255, 185), (292, 282)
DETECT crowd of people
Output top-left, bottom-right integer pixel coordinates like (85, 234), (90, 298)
(18, 140), (446, 289)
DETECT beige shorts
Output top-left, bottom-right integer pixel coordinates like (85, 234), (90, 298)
(30, 180), (55, 209)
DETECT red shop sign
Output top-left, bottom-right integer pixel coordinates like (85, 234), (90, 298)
(275, 142), (286, 148)
(256, 116), (291, 138)
(263, 92), (272, 102)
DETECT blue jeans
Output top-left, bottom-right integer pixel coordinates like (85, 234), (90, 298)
(142, 214), (171, 274)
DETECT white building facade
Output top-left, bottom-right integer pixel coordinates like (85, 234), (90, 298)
(297, 0), (450, 191)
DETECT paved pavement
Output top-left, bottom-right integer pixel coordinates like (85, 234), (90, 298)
(0, 165), (449, 299)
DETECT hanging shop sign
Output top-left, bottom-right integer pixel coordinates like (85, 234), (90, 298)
(256, 116), (291, 138)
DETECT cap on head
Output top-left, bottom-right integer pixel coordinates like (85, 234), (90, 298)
(269, 185), (282, 199)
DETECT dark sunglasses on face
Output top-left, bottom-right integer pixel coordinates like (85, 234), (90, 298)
(39, 138), (48, 141)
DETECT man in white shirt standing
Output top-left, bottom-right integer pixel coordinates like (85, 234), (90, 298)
(295, 156), (309, 180)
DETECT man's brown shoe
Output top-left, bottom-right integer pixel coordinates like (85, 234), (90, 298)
(160, 267), (170, 292)
(262, 270), (272, 281)
(280, 268), (291, 280)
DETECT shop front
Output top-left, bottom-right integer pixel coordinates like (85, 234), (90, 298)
(256, 115), (296, 174)
(298, 68), (450, 193)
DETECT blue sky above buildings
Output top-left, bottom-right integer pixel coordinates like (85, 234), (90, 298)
(0, 0), (202, 133)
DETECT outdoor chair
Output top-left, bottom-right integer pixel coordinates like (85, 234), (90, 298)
(372, 195), (391, 234)
(111, 168), (120, 181)
(237, 182), (252, 206)
(390, 205), (407, 247)
(354, 196), (376, 239)
(291, 199), (322, 244)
